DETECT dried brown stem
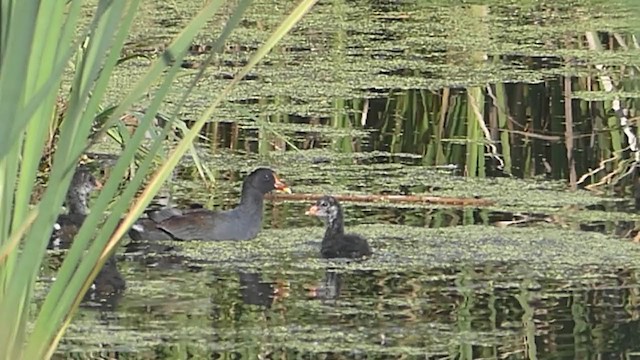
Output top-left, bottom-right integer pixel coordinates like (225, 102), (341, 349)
(266, 193), (494, 207)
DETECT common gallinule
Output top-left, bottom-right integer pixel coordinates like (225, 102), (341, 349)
(128, 167), (291, 241)
(50, 167), (102, 249)
(84, 255), (126, 305)
(306, 195), (372, 259)
(143, 203), (204, 223)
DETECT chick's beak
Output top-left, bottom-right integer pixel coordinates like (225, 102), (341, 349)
(273, 175), (292, 194)
(305, 205), (319, 216)
(94, 179), (103, 190)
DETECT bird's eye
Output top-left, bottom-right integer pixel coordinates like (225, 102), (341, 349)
(320, 201), (328, 207)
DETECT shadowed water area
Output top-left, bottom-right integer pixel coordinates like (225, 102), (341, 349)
(43, 0), (640, 358)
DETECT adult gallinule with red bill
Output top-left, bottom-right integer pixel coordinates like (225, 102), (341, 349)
(129, 167), (291, 241)
(306, 195), (372, 259)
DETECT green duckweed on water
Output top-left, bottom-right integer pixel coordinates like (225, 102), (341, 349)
(97, 0), (640, 121)
(146, 224), (640, 274)
(51, 222), (638, 357)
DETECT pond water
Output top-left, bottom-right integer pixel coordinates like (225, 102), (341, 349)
(48, 0), (640, 358)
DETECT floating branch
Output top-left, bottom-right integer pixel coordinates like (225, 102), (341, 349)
(266, 192), (495, 207)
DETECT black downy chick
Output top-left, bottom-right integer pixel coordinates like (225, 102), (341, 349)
(306, 195), (372, 259)
(49, 167), (102, 249)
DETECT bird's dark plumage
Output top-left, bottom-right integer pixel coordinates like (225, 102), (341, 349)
(49, 167), (102, 249)
(128, 168), (290, 241)
(306, 195), (371, 259)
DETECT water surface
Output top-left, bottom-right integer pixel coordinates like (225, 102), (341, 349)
(49, 0), (640, 358)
